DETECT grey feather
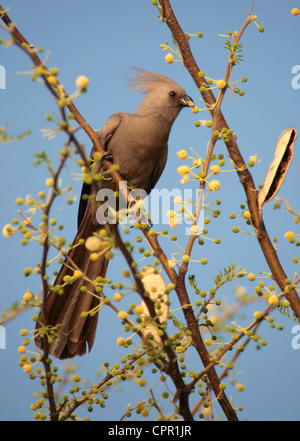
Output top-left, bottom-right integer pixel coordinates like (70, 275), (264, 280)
(35, 68), (193, 359)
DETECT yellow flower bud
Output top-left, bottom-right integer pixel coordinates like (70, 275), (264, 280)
(284, 231), (294, 239)
(242, 211), (251, 219)
(23, 363), (32, 373)
(291, 8), (300, 15)
(23, 292), (33, 302)
(90, 252), (99, 261)
(75, 75), (89, 88)
(177, 165), (190, 175)
(193, 158), (202, 168)
(210, 165), (220, 175)
(174, 196), (182, 204)
(268, 294), (279, 306)
(216, 79), (227, 89)
(116, 337), (125, 346)
(167, 210), (176, 218)
(135, 305), (144, 315)
(177, 149), (188, 159)
(85, 236), (102, 251)
(247, 273), (256, 281)
(47, 75), (58, 86)
(118, 311), (128, 320)
(165, 53), (174, 64)
(113, 293), (123, 302)
(169, 217), (178, 228)
(190, 225), (200, 235)
(207, 180), (221, 191)
(45, 178), (55, 187)
(2, 224), (14, 238)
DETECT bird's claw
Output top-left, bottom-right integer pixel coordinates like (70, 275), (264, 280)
(102, 151), (114, 162)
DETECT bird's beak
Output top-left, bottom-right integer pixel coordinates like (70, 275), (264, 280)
(181, 95), (194, 108)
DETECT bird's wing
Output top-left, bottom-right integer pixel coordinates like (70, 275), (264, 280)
(150, 148), (168, 192)
(77, 113), (123, 228)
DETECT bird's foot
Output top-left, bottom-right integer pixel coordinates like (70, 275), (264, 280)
(102, 151), (114, 162)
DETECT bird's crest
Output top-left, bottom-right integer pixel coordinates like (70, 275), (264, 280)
(130, 67), (181, 94)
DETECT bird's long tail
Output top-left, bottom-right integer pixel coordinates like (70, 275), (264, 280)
(35, 213), (109, 359)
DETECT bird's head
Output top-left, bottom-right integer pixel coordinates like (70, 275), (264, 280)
(131, 67), (194, 122)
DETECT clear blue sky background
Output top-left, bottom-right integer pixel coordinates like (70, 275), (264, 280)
(0, 0), (299, 421)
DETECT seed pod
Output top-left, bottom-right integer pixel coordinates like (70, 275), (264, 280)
(258, 128), (297, 208)
(139, 266), (168, 346)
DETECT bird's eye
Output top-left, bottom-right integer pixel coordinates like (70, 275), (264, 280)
(169, 91), (177, 97)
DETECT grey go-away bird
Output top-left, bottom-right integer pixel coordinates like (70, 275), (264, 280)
(35, 68), (194, 359)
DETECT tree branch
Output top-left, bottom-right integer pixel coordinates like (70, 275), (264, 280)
(158, 0), (300, 321)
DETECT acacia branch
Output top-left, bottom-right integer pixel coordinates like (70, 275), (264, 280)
(0, 5), (128, 200)
(111, 224), (193, 421)
(159, 0), (300, 320)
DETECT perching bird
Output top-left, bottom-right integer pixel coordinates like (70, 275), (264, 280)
(35, 68), (194, 359)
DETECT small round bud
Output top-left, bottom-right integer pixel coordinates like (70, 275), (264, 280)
(15, 197), (24, 205)
(85, 236), (102, 252)
(284, 231), (294, 239)
(2, 224), (14, 238)
(216, 79), (227, 89)
(177, 165), (190, 175)
(138, 378), (146, 387)
(45, 178), (55, 187)
(23, 292), (33, 302)
(174, 196), (182, 204)
(23, 363), (32, 373)
(242, 211), (251, 219)
(135, 305), (144, 315)
(177, 149), (188, 159)
(207, 180), (221, 191)
(165, 53), (174, 64)
(167, 210), (176, 218)
(20, 329), (28, 336)
(75, 75), (89, 89)
(210, 165), (220, 175)
(268, 294), (279, 306)
(204, 338), (212, 346)
(47, 76), (58, 86)
(253, 311), (263, 320)
(72, 375), (81, 382)
(116, 337), (125, 346)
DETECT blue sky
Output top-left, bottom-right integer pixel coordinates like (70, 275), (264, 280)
(0, 0), (300, 421)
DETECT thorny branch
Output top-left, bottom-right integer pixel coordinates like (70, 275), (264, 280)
(158, 1), (300, 319)
(1, 1), (299, 422)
